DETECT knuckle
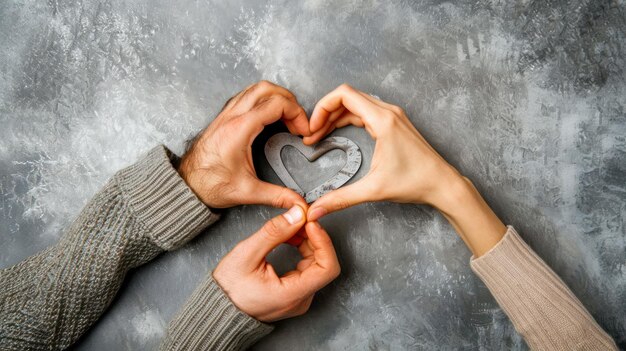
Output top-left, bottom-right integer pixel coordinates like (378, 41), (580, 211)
(294, 298), (312, 316)
(336, 201), (348, 211)
(253, 94), (284, 111)
(336, 197), (351, 210)
(257, 80), (274, 90)
(262, 218), (284, 240)
(379, 111), (397, 130)
(284, 88), (298, 101)
(337, 83), (353, 93)
(271, 95), (288, 104)
(331, 264), (341, 279)
(272, 186), (297, 209)
(317, 231), (333, 245)
(221, 96), (236, 112)
(239, 85), (257, 101)
(227, 116), (245, 130)
(272, 190), (288, 208)
(296, 305), (310, 316)
(390, 105), (404, 116)
(281, 295), (299, 308)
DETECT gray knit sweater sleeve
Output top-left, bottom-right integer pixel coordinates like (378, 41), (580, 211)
(0, 145), (272, 350)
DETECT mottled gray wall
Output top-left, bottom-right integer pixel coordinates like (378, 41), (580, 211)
(1, 0), (625, 350)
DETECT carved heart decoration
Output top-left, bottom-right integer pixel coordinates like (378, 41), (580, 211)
(264, 133), (362, 203)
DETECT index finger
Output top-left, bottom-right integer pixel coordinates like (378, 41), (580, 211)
(309, 84), (387, 135)
(229, 80), (298, 114)
(240, 95), (310, 137)
(280, 222), (340, 295)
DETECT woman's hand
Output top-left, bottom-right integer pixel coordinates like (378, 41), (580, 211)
(303, 84), (465, 221)
(304, 84), (506, 256)
(213, 206), (341, 322)
(179, 81), (310, 210)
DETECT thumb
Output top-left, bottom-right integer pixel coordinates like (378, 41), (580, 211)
(307, 178), (376, 221)
(245, 179), (308, 210)
(241, 205), (306, 265)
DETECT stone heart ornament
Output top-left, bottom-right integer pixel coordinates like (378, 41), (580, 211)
(264, 133), (362, 203)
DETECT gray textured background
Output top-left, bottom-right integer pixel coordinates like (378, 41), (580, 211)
(1, 0), (625, 350)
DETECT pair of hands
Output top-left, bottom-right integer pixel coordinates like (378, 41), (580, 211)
(178, 81), (463, 322)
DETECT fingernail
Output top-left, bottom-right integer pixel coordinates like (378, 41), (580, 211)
(312, 221), (322, 229)
(283, 206), (304, 224)
(308, 207), (327, 221)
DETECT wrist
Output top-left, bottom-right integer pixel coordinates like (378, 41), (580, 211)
(427, 170), (473, 213)
(433, 175), (507, 257)
(434, 176), (480, 217)
(177, 163), (201, 201)
(177, 165), (212, 208)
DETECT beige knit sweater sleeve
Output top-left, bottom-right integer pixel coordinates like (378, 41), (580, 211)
(471, 226), (617, 350)
(0, 146), (272, 350)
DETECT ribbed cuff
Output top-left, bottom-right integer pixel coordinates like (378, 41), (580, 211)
(161, 275), (274, 351)
(115, 145), (219, 251)
(471, 226), (617, 351)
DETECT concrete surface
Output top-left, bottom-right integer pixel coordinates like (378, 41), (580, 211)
(1, 0), (624, 349)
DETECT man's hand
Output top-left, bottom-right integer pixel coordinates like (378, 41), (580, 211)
(213, 206), (340, 322)
(178, 81), (311, 209)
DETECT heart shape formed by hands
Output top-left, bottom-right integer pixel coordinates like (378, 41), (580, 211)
(265, 133), (362, 203)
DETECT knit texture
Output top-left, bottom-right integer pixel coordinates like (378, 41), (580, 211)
(1, 145), (617, 350)
(471, 226), (617, 350)
(0, 146), (273, 350)
(160, 275), (274, 350)
(115, 145), (218, 250)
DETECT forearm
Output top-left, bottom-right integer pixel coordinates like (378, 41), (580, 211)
(0, 146), (217, 350)
(471, 227), (617, 350)
(435, 177), (507, 257)
(160, 273), (273, 351)
(433, 177), (616, 350)
(0, 222), (163, 351)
